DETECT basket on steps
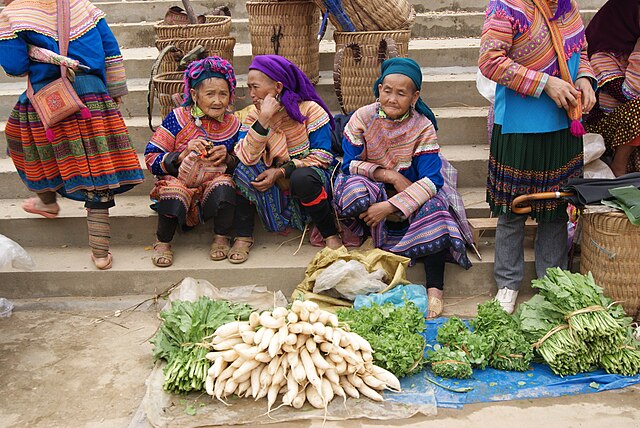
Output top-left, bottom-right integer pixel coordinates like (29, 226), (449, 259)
(154, 15), (231, 41)
(155, 37), (236, 74)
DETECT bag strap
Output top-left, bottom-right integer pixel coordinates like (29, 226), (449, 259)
(530, 0), (572, 84)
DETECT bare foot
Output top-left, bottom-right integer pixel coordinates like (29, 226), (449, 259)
(325, 235), (342, 250)
(229, 238), (253, 264)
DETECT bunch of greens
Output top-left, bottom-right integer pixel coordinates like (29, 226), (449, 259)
(337, 301), (426, 378)
(472, 300), (533, 372)
(435, 317), (493, 370)
(151, 297), (252, 393)
(600, 347), (640, 376)
(427, 346), (473, 379)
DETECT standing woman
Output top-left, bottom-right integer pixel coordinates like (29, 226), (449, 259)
(232, 55), (341, 263)
(584, 0), (640, 176)
(144, 56), (240, 267)
(479, 0), (596, 312)
(333, 58), (472, 319)
(0, 0), (144, 269)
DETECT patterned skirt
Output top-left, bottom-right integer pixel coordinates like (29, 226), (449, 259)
(333, 173), (471, 268)
(487, 124), (583, 221)
(585, 99), (640, 173)
(233, 161), (330, 233)
(5, 75), (144, 206)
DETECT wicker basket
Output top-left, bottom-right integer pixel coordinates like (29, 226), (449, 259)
(246, 1), (320, 84)
(155, 37), (236, 72)
(580, 209), (640, 320)
(153, 15), (231, 41)
(333, 30), (410, 114)
(341, 0), (415, 31)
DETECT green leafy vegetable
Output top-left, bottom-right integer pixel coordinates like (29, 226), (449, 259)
(150, 297), (252, 393)
(435, 317), (493, 370)
(337, 302), (426, 378)
(427, 346), (473, 379)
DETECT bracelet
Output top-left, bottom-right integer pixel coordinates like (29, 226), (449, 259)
(382, 169), (387, 181)
(279, 167), (286, 178)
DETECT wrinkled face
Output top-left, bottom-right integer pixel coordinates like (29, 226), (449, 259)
(247, 70), (281, 110)
(378, 74), (420, 120)
(191, 77), (230, 118)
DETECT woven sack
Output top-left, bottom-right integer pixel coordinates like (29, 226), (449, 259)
(580, 209), (640, 320)
(333, 30), (410, 114)
(341, 0), (415, 31)
(153, 15), (231, 41)
(246, 1), (320, 84)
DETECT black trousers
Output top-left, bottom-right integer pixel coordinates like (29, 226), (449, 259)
(421, 249), (447, 290)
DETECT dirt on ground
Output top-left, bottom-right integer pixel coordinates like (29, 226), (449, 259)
(1, 300), (639, 428)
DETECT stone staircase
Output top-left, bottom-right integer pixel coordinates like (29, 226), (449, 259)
(0, 0), (605, 302)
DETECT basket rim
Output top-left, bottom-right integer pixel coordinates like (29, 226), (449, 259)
(333, 30), (411, 35)
(154, 15), (231, 29)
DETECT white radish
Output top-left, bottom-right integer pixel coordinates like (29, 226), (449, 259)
(272, 365), (285, 386)
(206, 351), (221, 361)
(300, 348), (322, 390)
(291, 388), (306, 409)
(249, 312), (260, 328)
(317, 310), (330, 325)
(213, 337), (243, 351)
(312, 322), (326, 336)
(291, 300), (304, 314)
(313, 334), (326, 344)
(220, 349), (240, 362)
(210, 356), (226, 378)
(310, 349), (332, 370)
(305, 384), (325, 409)
(292, 360), (307, 383)
(362, 374), (386, 390)
(259, 328), (276, 351)
(214, 321), (242, 338)
(347, 373), (364, 388)
(231, 359), (262, 381)
(253, 327), (265, 346)
(282, 344), (296, 353)
(205, 375), (214, 395)
(223, 379), (238, 397)
(295, 333), (308, 349)
(324, 326), (334, 342)
(321, 377), (334, 405)
(339, 376), (360, 398)
(328, 352), (343, 364)
(250, 364), (263, 398)
(357, 383), (384, 401)
(370, 365), (401, 391)
(236, 345), (260, 360)
(319, 342), (334, 354)
(299, 307), (310, 322)
(272, 306), (288, 318)
(266, 382), (281, 415)
(324, 368), (340, 385)
(331, 329), (342, 348)
(361, 351), (373, 362)
(309, 311), (319, 323)
(303, 300), (319, 313)
(306, 337), (317, 353)
(285, 333), (297, 346)
(267, 332), (282, 358)
(327, 313), (339, 328)
(335, 360), (348, 375)
(241, 330), (256, 344)
(287, 311), (298, 323)
(255, 352), (271, 363)
(260, 312), (285, 329)
(237, 379), (251, 397)
(331, 380), (347, 405)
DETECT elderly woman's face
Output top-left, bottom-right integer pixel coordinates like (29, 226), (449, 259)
(190, 77), (230, 118)
(247, 70), (280, 110)
(378, 74), (420, 120)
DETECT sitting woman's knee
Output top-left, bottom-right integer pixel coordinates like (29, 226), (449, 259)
(289, 168), (322, 199)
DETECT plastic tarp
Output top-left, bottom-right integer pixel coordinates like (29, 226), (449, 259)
(417, 318), (640, 409)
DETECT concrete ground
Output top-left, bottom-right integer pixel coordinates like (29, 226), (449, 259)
(1, 296), (639, 428)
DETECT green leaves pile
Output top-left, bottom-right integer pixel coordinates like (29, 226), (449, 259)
(151, 297), (252, 393)
(515, 268), (640, 377)
(434, 317), (493, 370)
(428, 345), (473, 379)
(337, 302), (426, 378)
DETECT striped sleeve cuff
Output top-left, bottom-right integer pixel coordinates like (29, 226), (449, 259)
(388, 178), (437, 217)
(234, 126), (269, 165)
(349, 161), (379, 179)
(105, 56), (128, 98)
(533, 73), (549, 99)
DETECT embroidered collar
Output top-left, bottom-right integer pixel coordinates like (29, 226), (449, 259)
(377, 104), (411, 122)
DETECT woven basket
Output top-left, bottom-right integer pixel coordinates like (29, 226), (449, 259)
(342, 0), (415, 31)
(333, 30), (410, 114)
(246, 1), (320, 84)
(580, 210), (640, 319)
(155, 36), (236, 62)
(153, 15), (231, 41)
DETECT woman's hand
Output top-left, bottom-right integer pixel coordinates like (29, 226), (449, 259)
(256, 94), (280, 128)
(544, 75), (580, 110)
(179, 138), (208, 162)
(389, 170), (412, 193)
(251, 168), (283, 192)
(205, 145), (228, 166)
(113, 96), (122, 106)
(574, 77), (596, 114)
(359, 201), (396, 227)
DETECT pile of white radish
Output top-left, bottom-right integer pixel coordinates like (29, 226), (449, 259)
(204, 300), (401, 414)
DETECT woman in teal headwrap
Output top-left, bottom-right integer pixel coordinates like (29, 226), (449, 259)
(333, 57), (472, 319)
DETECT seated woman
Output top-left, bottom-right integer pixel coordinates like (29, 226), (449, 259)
(232, 55), (341, 262)
(144, 56), (240, 267)
(333, 58), (472, 319)
(585, 0), (640, 176)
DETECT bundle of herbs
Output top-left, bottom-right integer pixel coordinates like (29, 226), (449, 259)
(434, 317), (493, 370)
(337, 301), (426, 378)
(471, 300), (533, 372)
(427, 345), (473, 379)
(151, 297), (252, 393)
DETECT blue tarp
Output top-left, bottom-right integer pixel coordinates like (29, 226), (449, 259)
(392, 318), (640, 409)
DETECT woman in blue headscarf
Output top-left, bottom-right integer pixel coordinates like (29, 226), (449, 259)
(333, 57), (472, 319)
(232, 55), (341, 263)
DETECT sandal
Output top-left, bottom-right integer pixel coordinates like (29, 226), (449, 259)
(228, 237), (253, 264)
(209, 235), (231, 261)
(22, 197), (60, 219)
(427, 295), (444, 320)
(91, 252), (113, 270)
(152, 242), (173, 268)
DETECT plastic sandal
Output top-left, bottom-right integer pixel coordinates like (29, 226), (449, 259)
(152, 242), (173, 268)
(209, 235), (231, 261)
(22, 197), (59, 219)
(91, 252), (113, 270)
(228, 237), (253, 264)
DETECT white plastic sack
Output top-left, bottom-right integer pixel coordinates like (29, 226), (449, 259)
(584, 159), (616, 179)
(163, 277), (288, 311)
(476, 69), (496, 104)
(583, 133), (606, 165)
(313, 259), (387, 301)
(0, 234), (35, 270)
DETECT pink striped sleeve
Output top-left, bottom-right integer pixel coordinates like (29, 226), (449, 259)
(349, 160), (380, 178)
(623, 44), (640, 100)
(388, 178), (437, 217)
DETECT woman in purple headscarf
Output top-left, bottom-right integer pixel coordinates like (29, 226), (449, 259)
(232, 55), (341, 262)
(585, 0), (640, 176)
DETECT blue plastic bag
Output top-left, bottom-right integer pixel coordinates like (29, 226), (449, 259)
(353, 284), (429, 317)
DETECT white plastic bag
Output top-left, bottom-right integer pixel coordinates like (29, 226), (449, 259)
(0, 234), (35, 270)
(0, 298), (14, 318)
(583, 133), (606, 165)
(476, 69), (496, 104)
(313, 260), (388, 301)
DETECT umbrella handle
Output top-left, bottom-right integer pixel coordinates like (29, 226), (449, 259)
(511, 192), (574, 214)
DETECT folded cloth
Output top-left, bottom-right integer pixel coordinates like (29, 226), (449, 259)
(561, 173), (640, 206)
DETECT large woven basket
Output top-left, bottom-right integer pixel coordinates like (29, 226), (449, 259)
(333, 30), (410, 114)
(246, 1), (320, 84)
(153, 15), (231, 41)
(154, 37), (236, 75)
(341, 0), (415, 31)
(580, 209), (640, 320)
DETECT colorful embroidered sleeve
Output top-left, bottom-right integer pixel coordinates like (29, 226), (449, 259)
(342, 105), (371, 174)
(478, 2), (548, 98)
(590, 52), (627, 112)
(623, 42), (640, 100)
(234, 112), (270, 166)
(0, 36), (28, 76)
(96, 19), (128, 98)
(292, 102), (334, 169)
(576, 47), (596, 83)
(145, 110), (183, 176)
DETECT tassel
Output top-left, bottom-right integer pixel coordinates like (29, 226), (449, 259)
(45, 128), (56, 142)
(570, 120), (586, 137)
(80, 107), (92, 119)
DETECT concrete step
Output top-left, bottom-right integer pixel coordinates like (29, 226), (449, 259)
(0, 38), (483, 85)
(100, 10), (598, 48)
(0, 237), (536, 300)
(0, 183), (490, 247)
(0, 67), (488, 119)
